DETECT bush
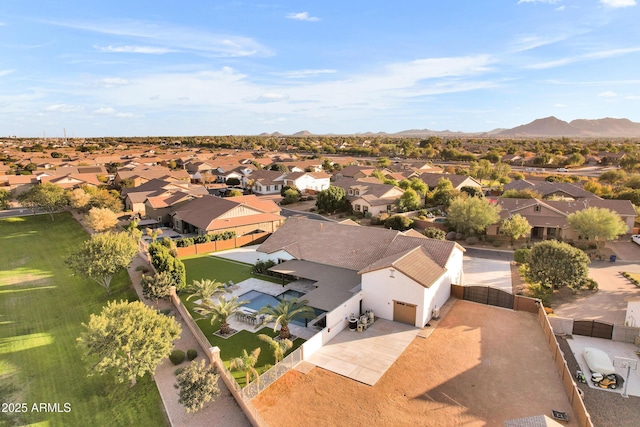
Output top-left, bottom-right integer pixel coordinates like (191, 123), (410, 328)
(455, 233), (464, 240)
(187, 349), (198, 361)
(170, 350), (186, 365)
(445, 231), (457, 240)
(514, 248), (530, 264)
(159, 308), (172, 316)
(253, 259), (277, 275)
(583, 278), (599, 290)
(527, 282), (553, 306)
(384, 215), (413, 231)
(492, 240), (503, 247)
(465, 236), (479, 245)
(424, 227), (446, 240)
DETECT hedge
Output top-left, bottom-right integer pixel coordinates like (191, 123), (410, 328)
(149, 242), (187, 290)
(175, 231), (236, 247)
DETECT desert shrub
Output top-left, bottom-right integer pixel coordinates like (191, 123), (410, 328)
(514, 248), (530, 264)
(445, 231), (457, 240)
(492, 240), (503, 247)
(527, 282), (553, 306)
(253, 259), (277, 275)
(465, 236), (479, 245)
(309, 207), (316, 212)
(455, 232), (464, 240)
(170, 350), (186, 365)
(384, 215), (413, 231)
(544, 306), (554, 315)
(187, 349), (198, 361)
(424, 227), (446, 240)
(583, 278), (599, 290)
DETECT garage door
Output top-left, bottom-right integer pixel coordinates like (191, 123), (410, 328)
(393, 301), (416, 326)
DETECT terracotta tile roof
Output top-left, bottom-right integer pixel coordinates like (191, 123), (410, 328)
(257, 217), (457, 272)
(357, 246), (445, 288)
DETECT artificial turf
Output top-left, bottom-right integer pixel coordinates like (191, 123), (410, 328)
(0, 212), (168, 427)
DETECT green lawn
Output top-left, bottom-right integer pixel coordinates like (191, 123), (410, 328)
(181, 255), (303, 387)
(0, 212), (167, 427)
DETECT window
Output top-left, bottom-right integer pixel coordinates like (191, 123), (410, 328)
(534, 204), (541, 212)
(354, 204), (361, 212)
(348, 189), (353, 195)
(355, 190), (360, 196)
(157, 216), (162, 222)
(363, 206), (369, 213)
(267, 185), (271, 191)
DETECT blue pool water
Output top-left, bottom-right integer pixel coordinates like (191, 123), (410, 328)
(238, 290), (323, 327)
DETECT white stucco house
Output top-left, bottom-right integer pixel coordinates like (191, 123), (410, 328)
(256, 217), (465, 328)
(282, 172), (331, 194)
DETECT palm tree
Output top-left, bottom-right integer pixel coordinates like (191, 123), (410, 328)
(258, 334), (293, 364)
(229, 347), (261, 385)
(194, 295), (248, 336)
(185, 278), (227, 303)
(256, 298), (317, 339)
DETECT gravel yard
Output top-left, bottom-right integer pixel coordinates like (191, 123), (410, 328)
(557, 336), (640, 427)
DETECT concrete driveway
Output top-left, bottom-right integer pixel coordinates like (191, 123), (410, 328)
(463, 252), (513, 294)
(552, 261), (640, 324)
(608, 241), (640, 262)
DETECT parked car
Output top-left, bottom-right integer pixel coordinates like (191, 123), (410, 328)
(556, 168), (568, 172)
(632, 235), (640, 246)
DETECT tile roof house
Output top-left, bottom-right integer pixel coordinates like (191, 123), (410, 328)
(122, 178), (209, 214)
(417, 172), (482, 191)
(503, 180), (601, 200)
(282, 172), (331, 194)
(171, 194), (285, 236)
(243, 170), (286, 195)
(332, 177), (405, 216)
(114, 166), (190, 187)
(488, 197), (636, 241)
(257, 217), (465, 327)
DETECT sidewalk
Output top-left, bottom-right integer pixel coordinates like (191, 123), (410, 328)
(128, 255), (250, 427)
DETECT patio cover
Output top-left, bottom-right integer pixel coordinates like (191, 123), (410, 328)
(269, 260), (361, 312)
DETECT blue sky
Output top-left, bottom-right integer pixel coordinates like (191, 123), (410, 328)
(1, 0), (640, 137)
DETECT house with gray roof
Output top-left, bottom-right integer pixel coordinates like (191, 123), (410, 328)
(332, 177), (405, 216)
(257, 217), (465, 328)
(503, 180), (601, 200)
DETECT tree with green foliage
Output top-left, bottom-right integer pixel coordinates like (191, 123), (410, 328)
(396, 188), (422, 212)
(148, 242), (186, 290)
(565, 153), (585, 166)
(428, 178), (459, 207)
(567, 206), (628, 249)
(175, 360), (220, 413)
(86, 207), (119, 232)
(194, 295), (248, 336)
(377, 157), (391, 168)
(17, 182), (68, 220)
(501, 189), (542, 199)
(447, 195), (501, 236)
(83, 186), (123, 212)
(258, 334), (293, 364)
(408, 177), (428, 195)
(500, 214), (531, 246)
(229, 348), (261, 385)
(67, 232), (138, 294)
(598, 169), (627, 184)
(186, 278), (227, 303)
(282, 188), (301, 204)
(257, 298), (316, 339)
(225, 177), (241, 186)
(384, 214), (413, 231)
(0, 188), (11, 210)
(227, 189), (243, 197)
(526, 240), (590, 290)
(460, 186), (484, 198)
(424, 227), (446, 240)
(140, 271), (174, 308)
(77, 300), (181, 386)
(67, 187), (91, 210)
(316, 186), (347, 214)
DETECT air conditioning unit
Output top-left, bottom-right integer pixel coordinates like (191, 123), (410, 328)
(432, 307), (441, 320)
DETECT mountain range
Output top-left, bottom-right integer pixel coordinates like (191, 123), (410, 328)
(262, 117), (640, 138)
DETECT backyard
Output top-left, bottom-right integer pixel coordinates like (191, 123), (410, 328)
(180, 255), (305, 386)
(0, 212), (167, 427)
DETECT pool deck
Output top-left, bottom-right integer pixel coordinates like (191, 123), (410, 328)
(225, 277), (319, 340)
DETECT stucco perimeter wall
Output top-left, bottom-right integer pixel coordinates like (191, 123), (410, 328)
(362, 269), (426, 328)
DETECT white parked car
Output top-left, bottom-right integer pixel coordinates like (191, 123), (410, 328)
(556, 168), (568, 172)
(632, 235), (640, 246)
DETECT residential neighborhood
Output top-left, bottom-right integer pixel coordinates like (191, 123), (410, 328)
(2, 136), (640, 427)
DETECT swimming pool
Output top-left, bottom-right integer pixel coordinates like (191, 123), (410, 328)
(238, 290), (322, 327)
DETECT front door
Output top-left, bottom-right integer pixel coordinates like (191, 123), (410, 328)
(393, 301), (416, 326)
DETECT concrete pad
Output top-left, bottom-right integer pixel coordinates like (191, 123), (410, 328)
(210, 245), (261, 264)
(463, 255), (513, 293)
(305, 319), (419, 385)
(565, 335), (640, 397)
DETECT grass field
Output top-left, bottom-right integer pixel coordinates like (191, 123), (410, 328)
(0, 212), (167, 427)
(181, 255), (303, 387)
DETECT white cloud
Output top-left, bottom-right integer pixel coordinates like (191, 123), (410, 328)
(526, 47), (640, 69)
(97, 45), (174, 54)
(93, 106), (140, 118)
(598, 91), (617, 97)
(49, 20), (273, 57)
(625, 95), (640, 99)
(600, 0), (636, 7)
(257, 93), (290, 102)
(0, 69), (14, 77)
(100, 77), (132, 87)
(554, 103), (568, 107)
(286, 12), (321, 22)
(279, 69), (337, 78)
(45, 104), (84, 113)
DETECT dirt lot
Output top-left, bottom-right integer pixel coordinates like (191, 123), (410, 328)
(254, 300), (577, 427)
